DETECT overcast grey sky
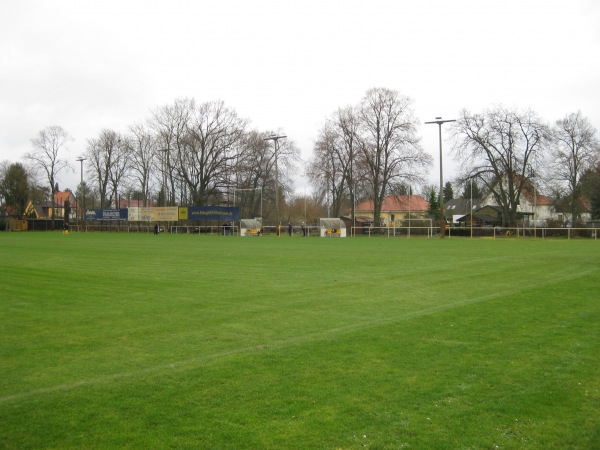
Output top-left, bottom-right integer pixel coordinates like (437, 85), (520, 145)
(1, 0), (599, 193)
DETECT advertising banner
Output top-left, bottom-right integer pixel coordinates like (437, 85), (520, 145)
(128, 207), (179, 222)
(184, 206), (240, 221)
(85, 209), (128, 221)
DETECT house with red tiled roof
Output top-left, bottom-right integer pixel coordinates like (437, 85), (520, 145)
(480, 178), (568, 226)
(478, 173), (587, 226)
(355, 195), (430, 226)
(516, 185), (555, 225)
(551, 196), (592, 225)
(25, 191), (77, 221)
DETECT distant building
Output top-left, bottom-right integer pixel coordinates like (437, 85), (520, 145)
(444, 198), (484, 224)
(355, 195), (430, 226)
(25, 191), (76, 221)
(450, 175), (591, 227)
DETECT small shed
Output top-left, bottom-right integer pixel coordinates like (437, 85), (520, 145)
(240, 218), (262, 236)
(341, 215), (373, 235)
(320, 218), (346, 237)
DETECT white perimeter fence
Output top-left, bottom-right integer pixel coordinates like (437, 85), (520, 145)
(349, 226), (599, 239)
(62, 223), (599, 239)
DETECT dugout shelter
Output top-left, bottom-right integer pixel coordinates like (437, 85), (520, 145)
(320, 218), (346, 237)
(240, 218), (262, 236)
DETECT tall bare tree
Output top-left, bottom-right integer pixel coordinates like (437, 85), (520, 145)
(150, 98), (195, 205)
(128, 122), (157, 206)
(262, 131), (300, 223)
(335, 106), (364, 221)
(26, 125), (72, 228)
(232, 130), (274, 219)
(308, 124), (346, 217)
(548, 111), (599, 224)
(108, 138), (130, 208)
(86, 129), (122, 208)
(359, 88), (430, 226)
(452, 106), (549, 227)
(181, 100), (248, 205)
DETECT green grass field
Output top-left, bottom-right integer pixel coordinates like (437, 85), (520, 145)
(1, 232), (599, 449)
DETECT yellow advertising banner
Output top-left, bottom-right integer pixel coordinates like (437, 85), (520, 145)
(179, 207), (188, 220)
(128, 207), (179, 222)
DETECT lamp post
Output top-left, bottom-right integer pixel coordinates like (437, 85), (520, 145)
(159, 148), (170, 234)
(470, 176), (473, 239)
(528, 165), (537, 238)
(159, 149), (170, 207)
(425, 117), (455, 238)
(76, 156), (86, 229)
(264, 134), (287, 232)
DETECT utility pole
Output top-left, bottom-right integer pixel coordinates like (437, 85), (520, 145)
(159, 148), (170, 233)
(264, 134), (287, 232)
(76, 156), (86, 229)
(425, 117), (455, 238)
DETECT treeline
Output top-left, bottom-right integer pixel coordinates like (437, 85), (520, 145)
(309, 94), (600, 227)
(2, 88), (600, 227)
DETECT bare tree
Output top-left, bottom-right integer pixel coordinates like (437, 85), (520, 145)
(548, 111), (599, 224)
(181, 100), (248, 205)
(26, 126), (72, 228)
(359, 88), (430, 226)
(150, 98), (195, 205)
(127, 122), (157, 206)
(308, 124), (348, 217)
(335, 105), (364, 221)
(86, 129), (121, 209)
(232, 130), (274, 219)
(452, 106), (549, 227)
(261, 131), (300, 224)
(108, 138), (130, 208)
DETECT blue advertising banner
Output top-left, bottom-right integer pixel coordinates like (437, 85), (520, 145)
(183, 206), (240, 221)
(85, 209), (128, 221)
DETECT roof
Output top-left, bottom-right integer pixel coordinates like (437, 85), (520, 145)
(356, 195), (429, 213)
(444, 198), (484, 217)
(520, 188), (552, 206)
(54, 191), (74, 205)
(320, 218), (346, 229)
(240, 219), (261, 228)
(341, 215), (373, 224)
(456, 212), (501, 225)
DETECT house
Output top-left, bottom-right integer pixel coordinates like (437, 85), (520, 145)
(514, 184), (555, 226)
(552, 196), (592, 225)
(25, 191), (77, 221)
(444, 198), (484, 224)
(479, 174), (574, 226)
(456, 206), (502, 227)
(341, 215), (373, 234)
(355, 195), (430, 226)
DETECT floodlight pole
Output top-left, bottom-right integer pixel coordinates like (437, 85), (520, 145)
(159, 148), (170, 233)
(528, 164), (537, 239)
(264, 134), (287, 232)
(425, 117), (455, 238)
(76, 156), (86, 230)
(470, 177), (473, 239)
(159, 149), (170, 207)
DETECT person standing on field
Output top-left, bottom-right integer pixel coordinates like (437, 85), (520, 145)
(288, 222), (293, 236)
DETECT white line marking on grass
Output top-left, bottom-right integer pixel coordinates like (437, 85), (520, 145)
(2, 267), (597, 404)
